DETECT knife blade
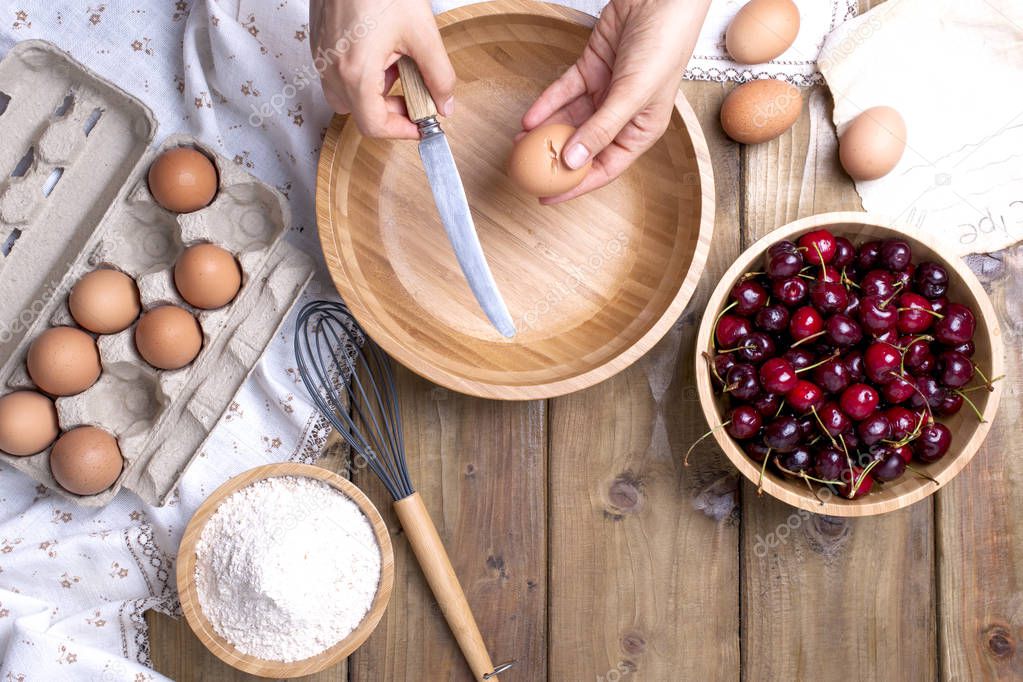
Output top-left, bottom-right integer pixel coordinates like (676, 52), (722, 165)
(397, 57), (516, 338)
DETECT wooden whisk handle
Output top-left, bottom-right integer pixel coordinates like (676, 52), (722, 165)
(393, 492), (500, 681)
(397, 56), (438, 123)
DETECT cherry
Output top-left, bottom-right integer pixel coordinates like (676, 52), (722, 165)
(760, 357), (798, 395)
(813, 357), (851, 394)
(790, 306), (825, 341)
(934, 303), (975, 345)
(825, 314), (863, 347)
(738, 332), (776, 363)
(815, 446), (846, 481)
(903, 339), (936, 376)
(864, 341), (902, 383)
(798, 229), (837, 265)
(843, 351), (865, 382)
(726, 405), (762, 440)
(787, 379), (824, 413)
(776, 446), (813, 475)
(731, 280), (769, 316)
(937, 350), (974, 388)
(897, 292), (934, 334)
(874, 328), (901, 345)
(765, 241), (804, 278)
(764, 416), (802, 452)
(840, 383), (879, 421)
(914, 422), (951, 463)
(818, 401), (852, 436)
(881, 371), (916, 404)
(755, 304), (790, 333)
(872, 449), (907, 482)
(838, 428), (860, 451)
(784, 348), (815, 371)
(862, 269), (898, 298)
(832, 236), (856, 269)
(820, 265), (842, 284)
(712, 353), (738, 384)
(893, 444), (914, 463)
(929, 296), (949, 317)
(840, 466), (874, 498)
(856, 240), (882, 270)
(797, 415), (817, 440)
(744, 441), (772, 462)
(857, 411), (892, 446)
(914, 262), (949, 299)
(880, 239), (912, 271)
(935, 391), (964, 417)
(716, 314), (753, 347)
(893, 266), (914, 291)
(858, 295), (897, 336)
(810, 280), (849, 314)
(725, 363), (760, 401)
(843, 291), (861, 317)
(752, 393), (783, 417)
(773, 277), (809, 307)
(885, 406), (917, 440)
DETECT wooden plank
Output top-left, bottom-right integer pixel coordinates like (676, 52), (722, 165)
(937, 245), (1023, 680)
(547, 82), (743, 681)
(738, 85), (936, 681)
(349, 367), (546, 681)
(147, 438), (352, 682)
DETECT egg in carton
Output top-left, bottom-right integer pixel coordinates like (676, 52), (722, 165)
(0, 41), (315, 506)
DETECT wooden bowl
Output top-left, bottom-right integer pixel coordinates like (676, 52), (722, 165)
(316, 0), (714, 400)
(176, 463), (394, 677)
(695, 212), (1004, 517)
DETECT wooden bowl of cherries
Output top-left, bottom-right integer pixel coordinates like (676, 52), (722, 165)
(694, 212), (1004, 516)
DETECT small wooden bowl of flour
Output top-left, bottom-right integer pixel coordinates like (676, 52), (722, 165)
(177, 462), (394, 677)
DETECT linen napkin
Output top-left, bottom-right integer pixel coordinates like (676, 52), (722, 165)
(819, 0), (1023, 256)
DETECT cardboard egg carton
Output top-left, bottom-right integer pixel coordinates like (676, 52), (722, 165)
(0, 40), (315, 506)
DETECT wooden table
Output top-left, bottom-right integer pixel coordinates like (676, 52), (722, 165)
(148, 2), (1023, 678)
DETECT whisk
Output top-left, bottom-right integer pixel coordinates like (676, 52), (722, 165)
(295, 300), (512, 681)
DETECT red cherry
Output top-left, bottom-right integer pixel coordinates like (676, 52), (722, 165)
(730, 280), (770, 316)
(935, 303), (976, 345)
(786, 379), (824, 413)
(839, 466), (874, 499)
(818, 401), (851, 436)
(716, 314), (752, 347)
(726, 405), (762, 440)
(858, 295), (897, 336)
(915, 423), (952, 463)
(862, 269), (898, 298)
(864, 341), (902, 384)
(897, 292), (934, 334)
(790, 306), (824, 341)
(881, 371), (917, 404)
(839, 383), (879, 421)
(759, 357), (798, 395)
(798, 229), (837, 265)
(885, 406), (917, 440)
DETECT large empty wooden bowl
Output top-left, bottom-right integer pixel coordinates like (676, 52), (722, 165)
(695, 212), (1004, 517)
(177, 463), (394, 678)
(316, 0), (714, 399)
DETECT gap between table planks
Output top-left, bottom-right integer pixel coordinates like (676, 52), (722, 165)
(149, 0), (1023, 677)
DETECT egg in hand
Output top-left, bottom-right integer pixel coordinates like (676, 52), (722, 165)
(507, 123), (591, 198)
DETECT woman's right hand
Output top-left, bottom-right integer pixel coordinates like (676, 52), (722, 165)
(310, 0), (456, 139)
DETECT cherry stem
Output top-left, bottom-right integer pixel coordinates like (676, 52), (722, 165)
(791, 330), (827, 347)
(775, 462), (842, 486)
(971, 364), (1003, 392)
(896, 371), (935, 424)
(953, 389), (986, 423)
(906, 463), (939, 485)
(813, 242), (827, 272)
(756, 447), (773, 495)
(849, 458), (881, 499)
(841, 268), (861, 289)
(702, 351), (723, 385)
(683, 420), (730, 466)
(809, 405), (839, 447)
(718, 344), (757, 354)
(796, 350), (842, 374)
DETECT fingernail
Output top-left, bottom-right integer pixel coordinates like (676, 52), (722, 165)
(441, 97), (454, 117)
(563, 143), (588, 170)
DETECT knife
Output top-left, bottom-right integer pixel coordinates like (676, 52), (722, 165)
(396, 56), (516, 338)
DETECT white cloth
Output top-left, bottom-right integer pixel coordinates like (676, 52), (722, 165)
(819, 0), (1023, 256)
(0, 1), (857, 679)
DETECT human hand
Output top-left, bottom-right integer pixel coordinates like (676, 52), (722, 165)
(521, 0), (711, 203)
(310, 0), (455, 138)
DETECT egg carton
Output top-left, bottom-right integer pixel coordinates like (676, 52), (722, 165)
(0, 40), (315, 506)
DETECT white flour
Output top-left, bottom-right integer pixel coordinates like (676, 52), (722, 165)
(193, 476), (382, 662)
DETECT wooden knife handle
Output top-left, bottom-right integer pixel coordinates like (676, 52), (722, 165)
(393, 492), (499, 681)
(397, 56), (438, 123)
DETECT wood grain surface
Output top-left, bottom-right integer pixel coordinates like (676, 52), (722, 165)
(149, 0), (1023, 679)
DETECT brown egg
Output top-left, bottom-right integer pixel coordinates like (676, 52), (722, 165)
(49, 426), (123, 496)
(174, 243), (242, 309)
(147, 147), (218, 213)
(839, 106), (907, 181)
(0, 391), (59, 456)
(27, 326), (102, 396)
(68, 269), (141, 334)
(135, 305), (202, 370)
(726, 0), (801, 64)
(720, 79), (802, 144)
(507, 123), (591, 198)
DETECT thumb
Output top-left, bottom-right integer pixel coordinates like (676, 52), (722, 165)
(404, 27), (457, 116)
(563, 84), (640, 170)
